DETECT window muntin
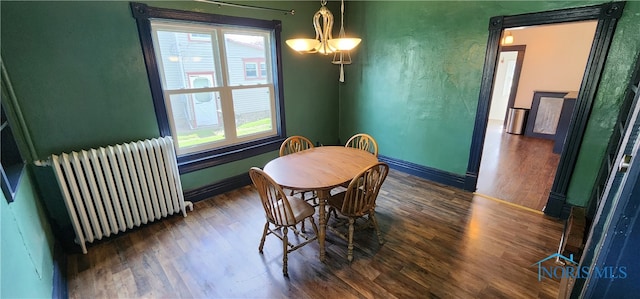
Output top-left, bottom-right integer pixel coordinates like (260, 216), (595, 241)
(151, 21), (278, 156)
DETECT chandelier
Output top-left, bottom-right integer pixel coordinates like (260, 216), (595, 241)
(285, 0), (361, 55)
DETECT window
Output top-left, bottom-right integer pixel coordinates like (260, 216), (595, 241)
(131, 3), (286, 172)
(243, 58), (267, 80)
(244, 62), (258, 78)
(260, 62), (267, 77)
(1, 102), (25, 203)
(242, 59), (268, 80)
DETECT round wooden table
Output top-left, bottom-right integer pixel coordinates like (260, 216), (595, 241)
(263, 146), (378, 261)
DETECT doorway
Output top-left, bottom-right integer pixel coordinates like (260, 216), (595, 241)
(490, 45), (525, 124)
(476, 22), (596, 212)
(464, 2), (626, 218)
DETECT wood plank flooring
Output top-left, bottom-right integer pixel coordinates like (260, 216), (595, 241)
(67, 170), (564, 298)
(477, 120), (561, 211)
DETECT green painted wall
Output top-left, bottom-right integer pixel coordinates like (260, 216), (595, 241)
(1, 76), (56, 297)
(340, 1), (640, 206)
(1, 1), (340, 236)
(1, 169), (56, 298)
(566, 2), (640, 206)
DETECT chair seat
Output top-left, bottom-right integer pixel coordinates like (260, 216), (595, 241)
(282, 196), (316, 224)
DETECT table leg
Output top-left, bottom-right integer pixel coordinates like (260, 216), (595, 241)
(317, 189), (329, 262)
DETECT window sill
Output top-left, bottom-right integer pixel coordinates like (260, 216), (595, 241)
(177, 136), (284, 174)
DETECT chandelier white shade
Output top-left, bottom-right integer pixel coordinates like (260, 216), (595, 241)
(285, 38), (321, 52)
(328, 37), (361, 51)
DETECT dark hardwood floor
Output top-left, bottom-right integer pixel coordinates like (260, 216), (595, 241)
(477, 120), (561, 211)
(68, 169), (564, 298)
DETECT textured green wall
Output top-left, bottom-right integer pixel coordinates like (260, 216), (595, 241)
(566, 2), (640, 206)
(340, 1), (640, 206)
(1, 170), (56, 298)
(1, 1), (340, 232)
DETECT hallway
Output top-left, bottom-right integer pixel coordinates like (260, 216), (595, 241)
(476, 120), (560, 211)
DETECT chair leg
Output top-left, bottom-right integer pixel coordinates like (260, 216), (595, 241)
(282, 226), (289, 277)
(259, 222), (269, 253)
(347, 217), (355, 263)
(370, 211), (384, 244)
(293, 190), (307, 232)
(308, 216), (319, 236)
(326, 207), (333, 223)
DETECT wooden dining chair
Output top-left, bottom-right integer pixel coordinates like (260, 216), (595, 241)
(345, 133), (378, 156)
(249, 167), (318, 276)
(279, 135), (314, 156)
(279, 135), (318, 206)
(326, 162), (389, 262)
(339, 133), (379, 189)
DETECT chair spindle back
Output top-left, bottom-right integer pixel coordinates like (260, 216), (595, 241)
(340, 162), (389, 216)
(249, 167), (297, 226)
(279, 136), (314, 156)
(345, 133), (378, 156)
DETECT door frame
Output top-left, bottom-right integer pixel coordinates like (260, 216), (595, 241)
(464, 2), (626, 218)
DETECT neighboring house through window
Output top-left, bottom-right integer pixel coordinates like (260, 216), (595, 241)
(131, 3), (286, 172)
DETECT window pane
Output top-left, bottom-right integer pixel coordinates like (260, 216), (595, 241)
(225, 33), (269, 86)
(168, 92), (224, 152)
(232, 87), (273, 137)
(260, 63), (267, 77)
(245, 63), (257, 78)
(155, 30), (218, 90)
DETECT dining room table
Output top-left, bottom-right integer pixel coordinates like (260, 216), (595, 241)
(263, 146), (379, 261)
